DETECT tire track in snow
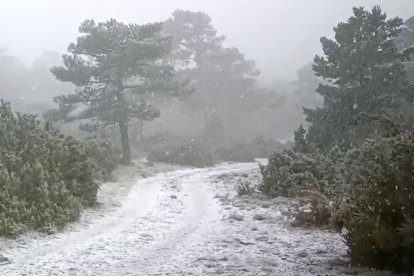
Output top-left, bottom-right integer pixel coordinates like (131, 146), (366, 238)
(0, 162), (350, 276)
(0, 163), (256, 275)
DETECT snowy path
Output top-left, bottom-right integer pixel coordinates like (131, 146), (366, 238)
(0, 162), (349, 276)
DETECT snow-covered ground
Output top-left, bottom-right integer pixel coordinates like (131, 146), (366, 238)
(0, 162), (386, 275)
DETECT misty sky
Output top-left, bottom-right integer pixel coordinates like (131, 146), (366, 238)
(1, 0), (413, 84)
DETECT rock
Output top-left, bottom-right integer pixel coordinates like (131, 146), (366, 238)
(297, 250), (308, 258)
(46, 228), (56, 235)
(253, 214), (268, 221)
(229, 214), (244, 221)
(264, 259), (278, 267)
(232, 202), (245, 208)
(261, 203), (271, 208)
(219, 197), (229, 203)
(235, 238), (255, 245)
(326, 257), (348, 266)
(0, 254), (11, 265)
(262, 266), (273, 272)
(251, 227), (258, 231)
(274, 210), (282, 217)
(315, 249), (327, 255)
(170, 195), (177, 199)
(255, 236), (269, 242)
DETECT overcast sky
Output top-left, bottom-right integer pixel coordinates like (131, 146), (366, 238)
(0, 0), (413, 84)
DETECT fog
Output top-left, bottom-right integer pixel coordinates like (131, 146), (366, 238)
(2, 2), (414, 273)
(1, 0), (413, 83)
(0, 1), (413, 143)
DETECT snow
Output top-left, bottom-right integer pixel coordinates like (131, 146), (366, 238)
(0, 162), (382, 275)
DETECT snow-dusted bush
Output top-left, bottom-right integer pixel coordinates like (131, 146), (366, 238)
(217, 136), (286, 162)
(236, 182), (255, 196)
(147, 139), (215, 168)
(259, 146), (346, 228)
(259, 150), (319, 198)
(0, 101), (117, 237)
(133, 130), (173, 156)
(293, 190), (332, 228)
(82, 138), (118, 182)
(261, 121), (414, 271)
(333, 132), (414, 273)
(259, 147), (345, 198)
(217, 143), (255, 162)
(144, 131), (286, 167)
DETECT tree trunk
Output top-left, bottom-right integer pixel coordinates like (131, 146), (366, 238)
(119, 121), (131, 165)
(225, 95), (234, 149)
(203, 109), (216, 164)
(137, 119), (144, 144)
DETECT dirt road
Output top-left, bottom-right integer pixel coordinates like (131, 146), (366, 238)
(0, 162), (348, 276)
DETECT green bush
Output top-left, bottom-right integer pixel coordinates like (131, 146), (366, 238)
(83, 138), (118, 182)
(293, 190), (332, 228)
(259, 146), (346, 228)
(0, 101), (117, 237)
(261, 121), (414, 272)
(333, 132), (414, 273)
(236, 182), (255, 196)
(142, 132), (286, 165)
(259, 150), (317, 197)
(217, 143), (255, 162)
(147, 139), (215, 168)
(259, 148), (344, 198)
(217, 136), (286, 162)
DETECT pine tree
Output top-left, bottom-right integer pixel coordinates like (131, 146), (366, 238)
(395, 16), (414, 132)
(305, 6), (414, 151)
(293, 124), (308, 153)
(336, 130), (414, 274)
(50, 19), (191, 165)
(163, 10), (263, 147)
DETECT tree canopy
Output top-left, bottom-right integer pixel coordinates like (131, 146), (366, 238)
(163, 10), (269, 146)
(50, 19), (191, 164)
(293, 63), (322, 110)
(398, 16), (414, 84)
(304, 6), (414, 150)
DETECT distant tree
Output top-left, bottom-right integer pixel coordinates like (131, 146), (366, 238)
(305, 6), (414, 150)
(293, 63), (322, 110)
(162, 10), (225, 68)
(50, 19), (191, 165)
(0, 51), (72, 115)
(397, 16), (414, 49)
(293, 124), (308, 153)
(190, 46), (261, 144)
(394, 16), (414, 130)
(0, 51), (31, 105)
(163, 10), (266, 146)
(397, 16), (414, 83)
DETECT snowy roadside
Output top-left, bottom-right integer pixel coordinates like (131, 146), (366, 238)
(0, 161), (184, 265)
(208, 165), (395, 276)
(0, 161), (394, 275)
